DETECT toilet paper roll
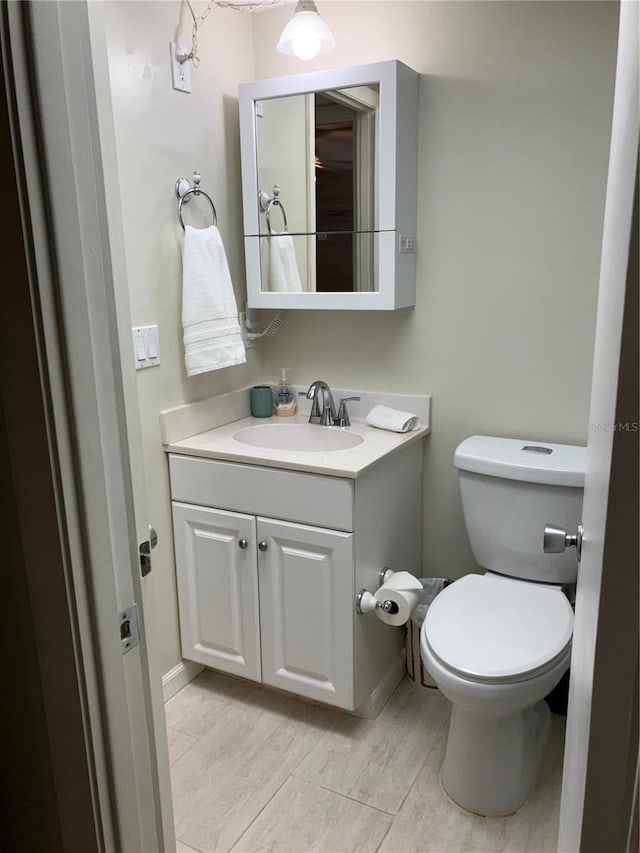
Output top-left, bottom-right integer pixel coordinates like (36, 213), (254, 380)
(379, 570), (423, 593)
(374, 571), (423, 626)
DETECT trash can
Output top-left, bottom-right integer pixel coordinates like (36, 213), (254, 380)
(406, 577), (452, 690)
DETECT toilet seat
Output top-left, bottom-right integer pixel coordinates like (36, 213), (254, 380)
(424, 573), (573, 683)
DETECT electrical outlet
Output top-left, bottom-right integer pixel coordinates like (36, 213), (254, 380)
(170, 42), (191, 94)
(399, 235), (416, 253)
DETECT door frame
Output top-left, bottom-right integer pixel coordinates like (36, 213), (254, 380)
(1, 8), (104, 848)
(1, 1), (172, 849)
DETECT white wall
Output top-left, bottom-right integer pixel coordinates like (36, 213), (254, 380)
(101, 1), (618, 678)
(102, 1), (259, 675)
(252, 1), (618, 578)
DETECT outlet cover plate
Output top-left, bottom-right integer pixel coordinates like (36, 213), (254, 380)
(170, 42), (191, 94)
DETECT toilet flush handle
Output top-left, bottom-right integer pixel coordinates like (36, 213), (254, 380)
(543, 522), (583, 561)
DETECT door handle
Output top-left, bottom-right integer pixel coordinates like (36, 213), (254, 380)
(258, 540), (268, 552)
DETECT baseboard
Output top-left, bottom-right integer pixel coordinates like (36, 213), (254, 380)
(355, 651), (407, 720)
(162, 660), (204, 703)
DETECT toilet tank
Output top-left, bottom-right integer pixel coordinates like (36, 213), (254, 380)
(455, 436), (586, 584)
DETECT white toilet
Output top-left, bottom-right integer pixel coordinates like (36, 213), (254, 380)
(420, 435), (586, 817)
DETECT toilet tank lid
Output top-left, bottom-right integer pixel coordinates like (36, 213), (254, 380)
(454, 436), (586, 487)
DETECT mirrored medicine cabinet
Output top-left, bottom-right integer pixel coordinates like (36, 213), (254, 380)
(239, 60), (419, 310)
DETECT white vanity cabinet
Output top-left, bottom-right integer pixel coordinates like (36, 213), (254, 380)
(169, 442), (423, 715)
(172, 502), (354, 708)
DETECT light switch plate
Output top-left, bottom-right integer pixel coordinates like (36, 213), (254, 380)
(133, 325), (160, 369)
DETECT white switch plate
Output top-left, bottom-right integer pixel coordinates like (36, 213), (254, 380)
(170, 43), (191, 94)
(133, 325), (160, 370)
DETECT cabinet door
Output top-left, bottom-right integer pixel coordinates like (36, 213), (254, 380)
(257, 518), (354, 709)
(172, 502), (261, 681)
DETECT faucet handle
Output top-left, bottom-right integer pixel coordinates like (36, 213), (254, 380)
(334, 397), (361, 427)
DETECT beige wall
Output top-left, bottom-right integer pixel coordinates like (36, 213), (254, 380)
(257, 94), (312, 282)
(252, 1), (618, 578)
(102, 1), (617, 677)
(102, 1), (260, 675)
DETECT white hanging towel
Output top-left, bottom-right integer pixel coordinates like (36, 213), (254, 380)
(182, 225), (246, 376)
(269, 234), (303, 292)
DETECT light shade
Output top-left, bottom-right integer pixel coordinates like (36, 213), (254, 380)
(276, 1), (335, 61)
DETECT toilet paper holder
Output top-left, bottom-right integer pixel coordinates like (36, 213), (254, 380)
(356, 568), (398, 615)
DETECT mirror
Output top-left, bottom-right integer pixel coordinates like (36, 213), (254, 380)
(240, 61), (418, 310)
(254, 85), (378, 294)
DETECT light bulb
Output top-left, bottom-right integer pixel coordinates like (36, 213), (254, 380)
(291, 37), (322, 61)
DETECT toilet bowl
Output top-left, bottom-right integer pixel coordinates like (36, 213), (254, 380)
(420, 435), (585, 817)
(420, 572), (573, 816)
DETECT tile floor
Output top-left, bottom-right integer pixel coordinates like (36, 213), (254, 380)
(166, 670), (564, 853)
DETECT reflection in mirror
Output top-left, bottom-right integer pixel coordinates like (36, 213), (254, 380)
(253, 232), (377, 293)
(255, 84), (379, 293)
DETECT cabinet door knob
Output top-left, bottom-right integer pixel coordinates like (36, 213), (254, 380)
(238, 538), (249, 550)
(258, 540), (268, 552)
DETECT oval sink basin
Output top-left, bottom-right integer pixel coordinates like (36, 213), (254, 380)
(233, 423), (364, 453)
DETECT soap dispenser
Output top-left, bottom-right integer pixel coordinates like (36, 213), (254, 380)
(274, 368), (296, 418)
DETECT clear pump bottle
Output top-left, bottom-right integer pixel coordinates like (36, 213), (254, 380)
(274, 368), (297, 417)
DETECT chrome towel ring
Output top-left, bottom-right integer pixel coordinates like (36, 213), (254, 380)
(175, 170), (217, 230)
(259, 184), (289, 235)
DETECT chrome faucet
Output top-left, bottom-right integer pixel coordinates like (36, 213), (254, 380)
(302, 381), (360, 427)
(303, 380), (336, 425)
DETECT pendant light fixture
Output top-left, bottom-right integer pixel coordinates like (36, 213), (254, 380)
(276, 1), (336, 61)
(178, 0), (335, 68)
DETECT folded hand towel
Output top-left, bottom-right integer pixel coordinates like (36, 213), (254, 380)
(365, 405), (418, 433)
(182, 225), (246, 376)
(268, 234), (303, 293)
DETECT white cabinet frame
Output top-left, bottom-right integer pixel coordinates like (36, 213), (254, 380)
(239, 60), (419, 310)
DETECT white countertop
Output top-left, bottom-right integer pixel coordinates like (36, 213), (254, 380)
(165, 414), (430, 478)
